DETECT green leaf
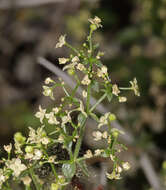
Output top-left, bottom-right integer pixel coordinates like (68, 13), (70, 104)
(107, 93), (113, 102)
(91, 81), (99, 92)
(78, 113), (86, 126)
(77, 160), (89, 177)
(93, 43), (99, 50)
(67, 141), (73, 151)
(90, 112), (99, 122)
(62, 163), (76, 179)
(95, 60), (103, 67)
(103, 148), (111, 157)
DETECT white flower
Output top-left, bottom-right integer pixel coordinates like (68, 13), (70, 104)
(101, 66), (108, 75)
(58, 58), (69, 64)
(130, 78), (140, 96)
(58, 134), (64, 143)
(116, 166), (122, 173)
(0, 169), (5, 188)
(21, 176), (32, 186)
(98, 112), (110, 128)
(7, 158), (27, 177)
(43, 86), (54, 100)
(110, 154), (115, 161)
(62, 114), (71, 126)
(119, 96), (127, 102)
(42, 137), (50, 145)
(84, 150), (93, 158)
(4, 143), (12, 153)
(72, 56), (79, 63)
(14, 141), (23, 154)
(55, 35), (66, 48)
(94, 149), (103, 156)
(106, 172), (121, 180)
(25, 153), (33, 160)
(45, 77), (54, 84)
(97, 66), (108, 78)
(122, 162), (130, 170)
(97, 69), (103, 78)
(92, 131), (103, 141)
(28, 127), (36, 143)
(102, 131), (108, 139)
(52, 107), (59, 114)
(63, 62), (77, 71)
(48, 156), (57, 163)
(46, 112), (60, 125)
(76, 63), (85, 71)
(82, 90), (87, 98)
(35, 105), (46, 123)
(77, 100), (87, 117)
(28, 126), (49, 145)
(93, 131), (108, 141)
(88, 16), (102, 28)
(33, 149), (42, 160)
(81, 75), (91, 85)
(112, 84), (120, 96)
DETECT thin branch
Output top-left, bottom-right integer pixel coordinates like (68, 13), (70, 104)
(140, 153), (164, 190)
(0, 0), (98, 10)
(0, 0), (66, 9)
(100, 162), (108, 189)
(37, 57), (164, 190)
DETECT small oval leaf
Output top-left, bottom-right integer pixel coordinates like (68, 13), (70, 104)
(62, 163), (76, 179)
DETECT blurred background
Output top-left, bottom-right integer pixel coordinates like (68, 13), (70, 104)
(0, 0), (166, 189)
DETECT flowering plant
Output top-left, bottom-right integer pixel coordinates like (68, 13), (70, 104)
(0, 16), (139, 190)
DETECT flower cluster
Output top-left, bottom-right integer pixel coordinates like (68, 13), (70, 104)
(0, 16), (140, 190)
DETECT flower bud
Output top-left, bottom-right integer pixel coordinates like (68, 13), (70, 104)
(14, 132), (26, 144)
(58, 175), (65, 184)
(4, 143), (12, 153)
(112, 131), (119, 138)
(67, 69), (75, 76)
(162, 161), (166, 170)
(25, 146), (33, 153)
(109, 114), (116, 121)
(83, 43), (86, 47)
(51, 183), (59, 190)
(41, 131), (47, 137)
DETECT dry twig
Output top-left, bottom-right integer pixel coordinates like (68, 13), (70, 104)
(0, 0), (66, 9)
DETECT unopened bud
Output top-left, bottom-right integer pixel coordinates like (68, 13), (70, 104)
(112, 131), (119, 138)
(25, 146), (33, 153)
(109, 114), (116, 121)
(14, 132), (26, 144)
(67, 69), (75, 76)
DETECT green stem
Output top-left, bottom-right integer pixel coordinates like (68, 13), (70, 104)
(119, 87), (132, 90)
(8, 153), (10, 160)
(74, 116), (87, 160)
(26, 186), (31, 190)
(42, 147), (58, 180)
(50, 163), (58, 179)
(89, 93), (107, 112)
(6, 181), (12, 190)
(86, 84), (91, 114)
(62, 86), (70, 97)
(29, 167), (41, 190)
(71, 83), (80, 97)
(89, 29), (93, 56)
(65, 43), (79, 54)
